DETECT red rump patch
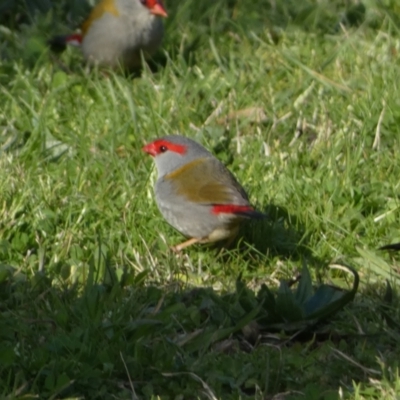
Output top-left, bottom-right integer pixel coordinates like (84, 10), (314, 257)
(143, 139), (187, 157)
(212, 205), (254, 215)
(65, 34), (83, 45)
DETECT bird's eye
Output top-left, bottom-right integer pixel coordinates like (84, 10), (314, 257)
(159, 145), (167, 153)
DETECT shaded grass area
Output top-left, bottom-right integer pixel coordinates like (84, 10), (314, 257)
(1, 0), (400, 398)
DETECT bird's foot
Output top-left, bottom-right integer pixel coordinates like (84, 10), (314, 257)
(171, 237), (201, 252)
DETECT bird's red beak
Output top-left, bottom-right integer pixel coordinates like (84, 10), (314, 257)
(149, 1), (168, 18)
(142, 143), (157, 157)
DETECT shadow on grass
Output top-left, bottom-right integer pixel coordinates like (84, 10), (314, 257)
(0, 258), (394, 399)
(229, 202), (325, 271)
(246, 203), (311, 258)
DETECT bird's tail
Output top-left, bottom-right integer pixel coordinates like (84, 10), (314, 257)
(379, 242), (400, 251)
(239, 209), (267, 220)
(48, 34), (83, 53)
(212, 205), (267, 219)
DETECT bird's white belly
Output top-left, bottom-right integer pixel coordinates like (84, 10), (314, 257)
(82, 13), (163, 68)
(156, 197), (240, 242)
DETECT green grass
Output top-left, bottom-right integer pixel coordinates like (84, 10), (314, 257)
(1, 0), (400, 398)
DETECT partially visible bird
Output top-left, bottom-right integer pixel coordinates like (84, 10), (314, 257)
(49, 0), (167, 70)
(142, 135), (265, 251)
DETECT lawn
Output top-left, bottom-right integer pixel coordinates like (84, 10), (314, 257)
(1, 0), (400, 398)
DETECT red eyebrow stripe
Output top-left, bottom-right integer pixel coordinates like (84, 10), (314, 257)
(153, 140), (187, 155)
(211, 205), (254, 215)
(65, 34), (83, 45)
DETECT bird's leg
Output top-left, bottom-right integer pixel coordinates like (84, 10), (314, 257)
(224, 233), (238, 249)
(171, 238), (201, 252)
